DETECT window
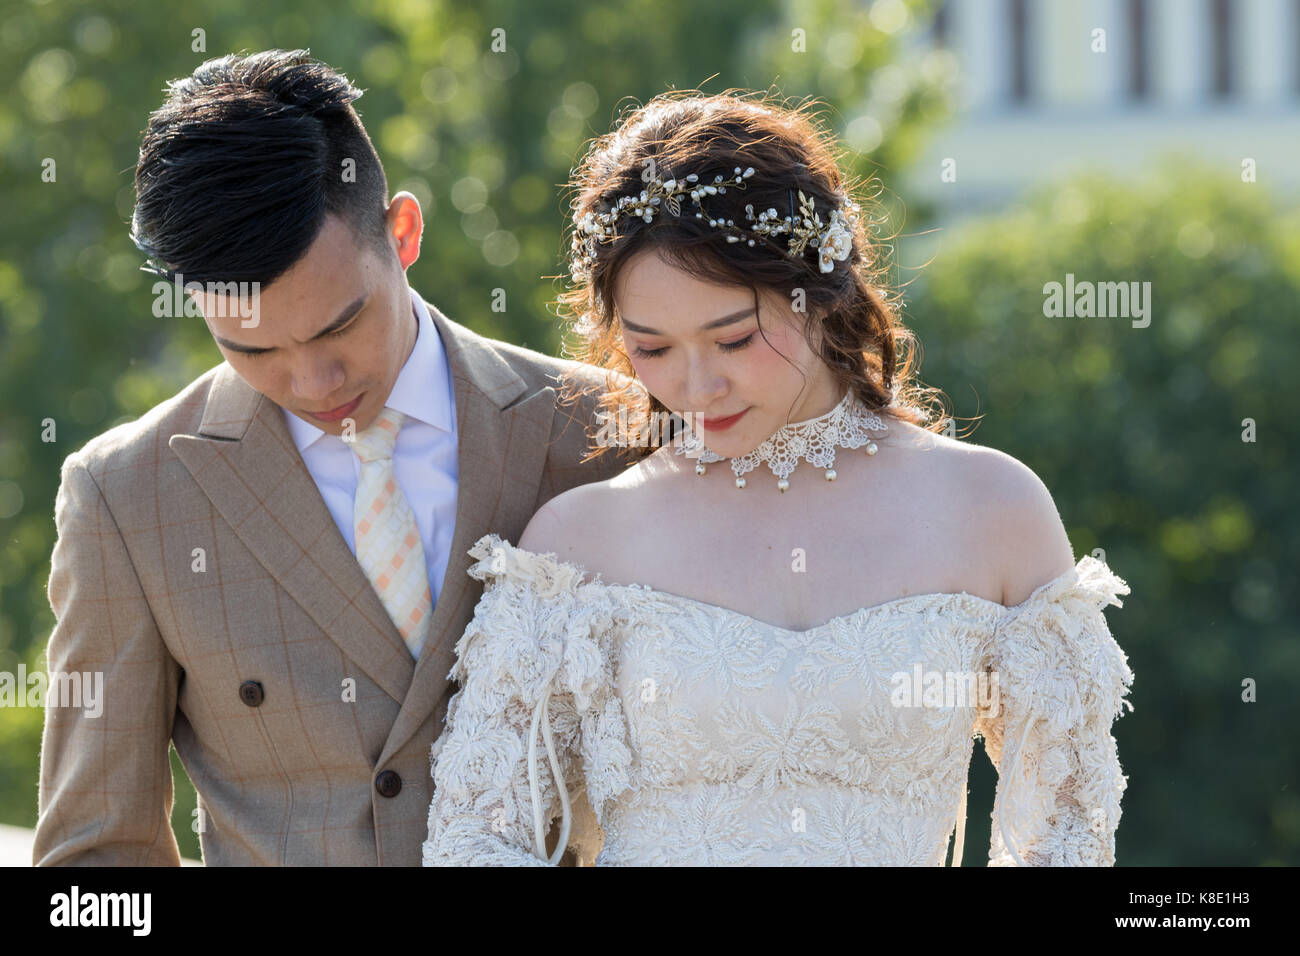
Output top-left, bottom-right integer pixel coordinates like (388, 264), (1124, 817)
(931, 0), (951, 47)
(1128, 0), (1150, 99)
(1210, 0), (1234, 99)
(1010, 0), (1031, 103)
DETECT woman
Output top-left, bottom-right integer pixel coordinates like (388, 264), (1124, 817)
(422, 90), (1135, 866)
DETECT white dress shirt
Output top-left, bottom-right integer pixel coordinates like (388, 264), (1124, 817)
(284, 287), (459, 608)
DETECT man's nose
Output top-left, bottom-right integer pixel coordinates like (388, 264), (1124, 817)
(290, 357), (345, 403)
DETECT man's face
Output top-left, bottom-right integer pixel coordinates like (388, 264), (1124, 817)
(196, 195), (422, 436)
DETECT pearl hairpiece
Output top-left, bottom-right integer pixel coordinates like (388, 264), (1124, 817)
(571, 165), (862, 281)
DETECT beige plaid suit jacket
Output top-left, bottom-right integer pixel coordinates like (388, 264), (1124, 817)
(34, 297), (629, 866)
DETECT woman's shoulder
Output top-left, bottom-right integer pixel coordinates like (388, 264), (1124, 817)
(965, 447), (1078, 608)
(511, 480), (626, 588)
(466, 530), (602, 603)
(881, 421), (1078, 607)
(883, 425), (1132, 632)
(520, 444), (685, 560)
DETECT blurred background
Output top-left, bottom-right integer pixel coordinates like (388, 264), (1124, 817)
(0, 0), (1296, 865)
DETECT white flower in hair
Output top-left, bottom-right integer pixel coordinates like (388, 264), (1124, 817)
(818, 209), (855, 273)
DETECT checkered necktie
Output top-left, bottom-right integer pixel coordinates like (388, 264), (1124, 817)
(350, 408), (431, 659)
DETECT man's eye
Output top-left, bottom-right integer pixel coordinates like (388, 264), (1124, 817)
(239, 319), (356, 356)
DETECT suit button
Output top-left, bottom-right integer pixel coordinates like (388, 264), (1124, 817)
(375, 770), (402, 798)
(239, 680), (264, 707)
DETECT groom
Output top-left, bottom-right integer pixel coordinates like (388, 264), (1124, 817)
(33, 50), (625, 865)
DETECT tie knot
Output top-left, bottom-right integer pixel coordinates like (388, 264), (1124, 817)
(350, 407), (405, 462)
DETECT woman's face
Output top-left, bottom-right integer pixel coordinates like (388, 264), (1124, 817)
(612, 247), (841, 458)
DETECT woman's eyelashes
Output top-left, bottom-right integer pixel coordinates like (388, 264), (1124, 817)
(632, 332), (756, 359)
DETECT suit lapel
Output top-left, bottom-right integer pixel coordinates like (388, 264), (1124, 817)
(169, 364), (416, 705)
(169, 300), (557, 765)
(377, 300), (553, 767)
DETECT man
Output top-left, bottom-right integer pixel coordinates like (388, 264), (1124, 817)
(34, 49), (626, 865)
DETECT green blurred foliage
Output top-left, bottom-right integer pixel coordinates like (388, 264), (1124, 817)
(0, 0), (949, 860)
(905, 159), (1300, 865)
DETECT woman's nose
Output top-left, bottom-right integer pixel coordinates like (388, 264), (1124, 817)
(682, 363), (728, 412)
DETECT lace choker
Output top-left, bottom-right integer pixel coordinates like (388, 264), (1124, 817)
(675, 389), (889, 491)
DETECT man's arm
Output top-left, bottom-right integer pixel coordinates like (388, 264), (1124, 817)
(33, 458), (183, 866)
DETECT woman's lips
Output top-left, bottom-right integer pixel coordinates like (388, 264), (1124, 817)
(308, 393), (364, 424)
(700, 408), (749, 431)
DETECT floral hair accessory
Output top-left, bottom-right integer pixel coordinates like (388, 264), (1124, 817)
(571, 165), (862, 280)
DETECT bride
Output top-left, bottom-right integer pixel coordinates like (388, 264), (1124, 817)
(421, 90), (1136, 866)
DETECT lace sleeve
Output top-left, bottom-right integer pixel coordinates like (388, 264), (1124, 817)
(973, 555), (1136, 866)
(422, 533), (632, 866)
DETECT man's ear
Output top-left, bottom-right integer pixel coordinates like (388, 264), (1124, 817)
(386, 191), (423, 271)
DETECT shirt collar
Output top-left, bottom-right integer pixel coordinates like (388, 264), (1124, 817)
(283, 286), (452, 452)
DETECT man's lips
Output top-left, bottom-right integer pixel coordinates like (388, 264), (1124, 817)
(307, 393), (364, 424)
(700, 408), (749, 431)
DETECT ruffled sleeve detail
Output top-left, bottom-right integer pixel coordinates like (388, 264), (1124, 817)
(973, 555), (1136, 866)
(422, 533), (632, 866)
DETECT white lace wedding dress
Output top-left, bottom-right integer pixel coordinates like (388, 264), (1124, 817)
(422, 532), (1135, 866)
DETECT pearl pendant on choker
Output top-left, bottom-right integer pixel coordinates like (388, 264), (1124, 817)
(676, 390), (888, 491)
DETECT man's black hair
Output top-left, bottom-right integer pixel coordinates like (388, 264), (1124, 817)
(132, 48), (391, 285)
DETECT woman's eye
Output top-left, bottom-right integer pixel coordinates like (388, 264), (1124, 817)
(632, 333), (755, 360)
(718, 333), (755, 352)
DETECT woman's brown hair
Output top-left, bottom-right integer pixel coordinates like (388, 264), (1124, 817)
(555, 88), (953, 465)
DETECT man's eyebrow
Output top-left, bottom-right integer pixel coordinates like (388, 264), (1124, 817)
(212, 294), (369, 354)
(620, 307), (755, 336)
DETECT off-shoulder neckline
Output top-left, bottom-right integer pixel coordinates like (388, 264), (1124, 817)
(472, 533), (1092, 639)
(601, 581), (1005, 636)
